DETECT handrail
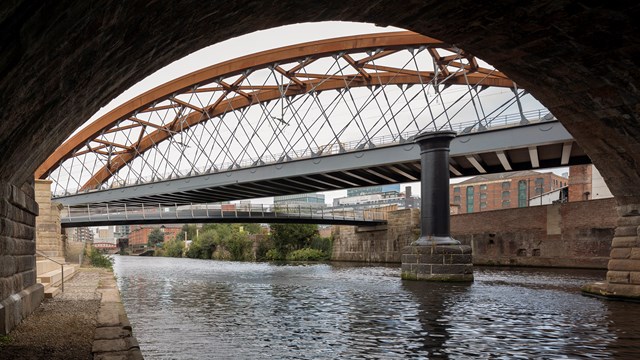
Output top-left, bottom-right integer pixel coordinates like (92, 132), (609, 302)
(35, 250), (65, 293)
(61, 202), (391, 223)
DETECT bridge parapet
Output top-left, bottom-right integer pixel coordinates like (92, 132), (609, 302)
(61, 202), (388, 227)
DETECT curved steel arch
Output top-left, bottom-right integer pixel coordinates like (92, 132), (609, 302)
(38, 31), (520, 194)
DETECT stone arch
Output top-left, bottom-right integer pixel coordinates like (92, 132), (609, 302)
(0, 2), (638, 206)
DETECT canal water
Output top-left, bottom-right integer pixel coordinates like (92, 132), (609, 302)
(113, 256), (640, 359)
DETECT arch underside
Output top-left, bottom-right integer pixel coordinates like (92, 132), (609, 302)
(38, 31), (544, 196)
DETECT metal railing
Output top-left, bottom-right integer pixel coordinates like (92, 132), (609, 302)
(61, 202), (388, 224)
(36, 250), (65, 293)
(52, 109), (555, 197)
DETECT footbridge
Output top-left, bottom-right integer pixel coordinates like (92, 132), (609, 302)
(37, 32), (589, 210)
(61, 203), (387, 227)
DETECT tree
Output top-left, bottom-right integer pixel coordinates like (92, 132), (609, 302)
(163, 238), (185, 257)
(269, 223), (318, 255)
(148, 228), (165, 247)
(186, 228), (218, 259)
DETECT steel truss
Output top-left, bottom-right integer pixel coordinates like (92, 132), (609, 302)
(37, 31), (547, 197)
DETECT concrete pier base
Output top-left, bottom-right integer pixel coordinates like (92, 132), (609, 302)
(401, 245), (474, 282)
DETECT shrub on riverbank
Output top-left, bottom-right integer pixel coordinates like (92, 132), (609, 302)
(286, 248), (328, 261)
(87, 248), (113, 269)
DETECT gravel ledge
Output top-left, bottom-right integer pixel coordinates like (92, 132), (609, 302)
(92, 271), (143, 360)
(0, 268), (143, 360)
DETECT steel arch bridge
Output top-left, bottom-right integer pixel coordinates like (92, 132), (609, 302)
(38, 31), (584, 205)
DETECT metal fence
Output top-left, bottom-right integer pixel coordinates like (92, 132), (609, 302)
(62, 203), (388, 224)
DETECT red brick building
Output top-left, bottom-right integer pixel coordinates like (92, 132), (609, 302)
(451, 170), (568, 214)
(128, 225), (182, 247)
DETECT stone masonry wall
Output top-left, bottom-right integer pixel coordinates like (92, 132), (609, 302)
(331, 209), (420, 262)
(0, 180), (44, 334)
(34, 179), (63, 258)
(332, 199), (616, 269)
(603, 204), (640, 298)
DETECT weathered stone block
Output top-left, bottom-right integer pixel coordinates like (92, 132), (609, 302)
(401, 254), (418, 264)
(615, 226), (638, 237)
(607, 271), (630, 284)
(608, 259), (640, 272)
(631, 248), (640, 260)
(630, 272), (640, 285)
(617, 205), (640, 217)
(15, 255), (35, 273)
(610, 247), (631, 259)
(617, 216), (640, 227)
(611, 236), (639, 248)
(431, 264), (472, 275)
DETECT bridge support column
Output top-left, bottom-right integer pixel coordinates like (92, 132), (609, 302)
(583, 203), (640, 301)
(401, 131), (473, 282)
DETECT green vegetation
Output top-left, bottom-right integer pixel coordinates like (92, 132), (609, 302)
(87, 248), (114, 269)
(286, 248), (328, 261)
(263, 223), (332, 261)
(0, 335), (12, 346)
(163, 238), (185, 257)
(152, 222), (332, 262)
(147, 228), (165, 247)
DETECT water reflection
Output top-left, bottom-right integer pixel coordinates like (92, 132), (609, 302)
(114, 257), (640, 359)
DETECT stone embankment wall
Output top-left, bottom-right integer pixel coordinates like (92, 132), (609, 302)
(332, 199), (616, 269)
(332, 209), (420, 262)
(453, 198), (616, 269)
(0, 181), (44, 335)
(34, 179), (64, 258)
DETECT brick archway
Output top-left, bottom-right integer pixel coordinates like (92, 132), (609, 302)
(0, 2), (639, 330)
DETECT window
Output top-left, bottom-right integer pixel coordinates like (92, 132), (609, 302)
(502, 190), (510, 199)
(466, 186), (474, 213)
(502, 199), (511, 208)
(480, 184), (487, 191)
(518, 180), (527, 207)
(454, 187), (460, 193)
(502, 181), (510, 190)
(480, 202), (487, 209)
(480, 192), (488, 200)
(535, 177), (544, 195)
(453, 195), (461, 203)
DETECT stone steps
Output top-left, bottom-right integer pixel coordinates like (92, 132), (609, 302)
(37, 263), (78, 298)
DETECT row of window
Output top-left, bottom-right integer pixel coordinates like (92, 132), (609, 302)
(453, 179), (549, 212)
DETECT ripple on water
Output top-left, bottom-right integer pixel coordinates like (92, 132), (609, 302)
(113, 257), (640, 359)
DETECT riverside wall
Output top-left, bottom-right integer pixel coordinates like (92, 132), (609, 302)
(332, 199), (616, 269)
(0, 180), (44, 335)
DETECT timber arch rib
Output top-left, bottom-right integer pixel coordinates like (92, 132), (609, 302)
(37, 31), (518, 195)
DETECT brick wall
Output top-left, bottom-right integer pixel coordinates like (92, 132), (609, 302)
(0, 181), (44, 334)
(332, 199), (616, 269)
(453, 198), (616, 268)
(569, 165), (592, 202)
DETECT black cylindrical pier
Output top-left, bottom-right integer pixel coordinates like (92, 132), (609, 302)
(413, 130), (459, 245)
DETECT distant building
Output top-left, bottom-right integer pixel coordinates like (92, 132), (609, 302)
(65, 227), (94, 243)
(114, 225), (130, 240)
(568, 164), (613, 201)
(94, 227), (115, 245)
(274, 193), (326, 208)
(128, 225), (182, 247)
(333, 185), (419, 212)
(347, 184), (401, 197)
(451, 170), (569, 213)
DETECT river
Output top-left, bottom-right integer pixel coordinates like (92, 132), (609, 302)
(113, 256), (640, 359)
